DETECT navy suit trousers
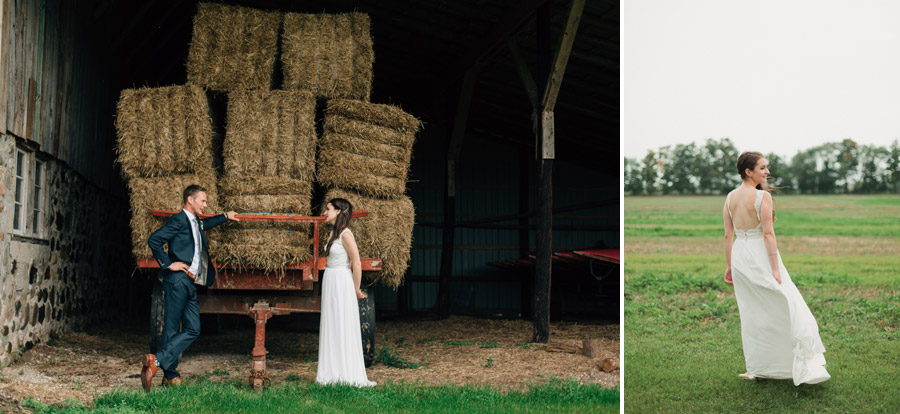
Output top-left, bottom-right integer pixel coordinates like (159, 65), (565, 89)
(156, 272), (200, 379)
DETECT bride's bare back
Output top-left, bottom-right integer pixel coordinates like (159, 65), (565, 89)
(727, 187), (762, 232)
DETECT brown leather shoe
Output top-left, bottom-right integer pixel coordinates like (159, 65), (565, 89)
(162, 376), (183, 386)
(140, 354), (158, 391)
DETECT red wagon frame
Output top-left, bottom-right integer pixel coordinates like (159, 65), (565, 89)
(138, 210), (381, 387)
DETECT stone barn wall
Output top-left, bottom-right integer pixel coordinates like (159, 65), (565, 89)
(0, 134), (132, 366)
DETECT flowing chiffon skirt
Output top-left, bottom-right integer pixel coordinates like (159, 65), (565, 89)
(731, 234), (830, 385)
(315, 267), (376, 387)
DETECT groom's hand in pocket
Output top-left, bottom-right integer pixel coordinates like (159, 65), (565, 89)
(168, 262), (189, 272)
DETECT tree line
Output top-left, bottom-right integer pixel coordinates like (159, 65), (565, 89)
(625, 138), (900, 195)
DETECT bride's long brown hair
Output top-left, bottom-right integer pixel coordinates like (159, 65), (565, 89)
(736, 151), (776, 221)
(324, 198), (353, 257)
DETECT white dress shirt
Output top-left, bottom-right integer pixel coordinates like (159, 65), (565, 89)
(183, 209), (202, 277)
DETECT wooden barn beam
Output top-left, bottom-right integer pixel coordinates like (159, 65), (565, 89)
(534, 0), (587, 340)
(542, 0), (585, 113)
(532, 2), (552, 344)
(433, 0), (548, 99)
(506, 36), (538, 110)
(437, 67), (479, 320)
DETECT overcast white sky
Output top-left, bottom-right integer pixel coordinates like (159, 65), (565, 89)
(623, 0), (900, 159)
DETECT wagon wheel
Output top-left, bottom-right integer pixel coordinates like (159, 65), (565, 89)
(149, 277), (165, 353)
(358, 285), (376, 367)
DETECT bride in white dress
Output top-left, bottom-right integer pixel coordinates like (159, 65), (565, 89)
(723, 152), (830, 386)
(316, 198), (376, 387)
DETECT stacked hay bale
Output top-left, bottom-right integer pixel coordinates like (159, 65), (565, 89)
(115, 84), (219, 260)
(216, 90), (318, 271)
(186, 3), (282, 92)
(317, 99), (420, 288)
(281, 12), (374, 101)
(118, 3), (420, 286)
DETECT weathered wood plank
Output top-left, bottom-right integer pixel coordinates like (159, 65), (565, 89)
(0, 0), (10, 133)
(542, 0), (585, 112)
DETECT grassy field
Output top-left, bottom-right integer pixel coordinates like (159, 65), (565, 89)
(15, 378), (619, 414)
(625, 194), (900, 413)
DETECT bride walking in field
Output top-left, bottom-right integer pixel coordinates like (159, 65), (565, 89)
(723, 151), (830, 385)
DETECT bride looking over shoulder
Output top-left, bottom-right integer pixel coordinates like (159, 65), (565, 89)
(723, 151), (830, 386)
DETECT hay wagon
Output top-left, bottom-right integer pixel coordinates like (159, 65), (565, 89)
(138, 209), (381, 388)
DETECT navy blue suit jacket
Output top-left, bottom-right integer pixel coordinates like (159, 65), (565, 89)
(148, 210), (227, 286)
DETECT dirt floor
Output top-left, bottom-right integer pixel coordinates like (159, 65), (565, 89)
(0, 315), (619, 411)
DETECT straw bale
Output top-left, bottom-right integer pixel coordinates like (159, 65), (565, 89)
(223, 90), (317, 181)
(318, 100), (420, 198)
(320, 188), (414, 288)
(219, 176), (312, 199)
(115, 85), (215, 180)
(223, 194), (311, 216)
(212, 228), (312, 272)
(281, 12), (373, 100)
(324, 115), (416, 149)
(317, 164), (406, 199)
(186, 3), (281, 92)
(326, 99), (420, 134)
(319, 150), (407, 179)
(128, 173), (220, 260)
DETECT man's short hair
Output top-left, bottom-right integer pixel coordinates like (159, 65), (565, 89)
(183, 185), (207, 204)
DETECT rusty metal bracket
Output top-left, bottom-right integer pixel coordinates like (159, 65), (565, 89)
(248, 301), (274, 389)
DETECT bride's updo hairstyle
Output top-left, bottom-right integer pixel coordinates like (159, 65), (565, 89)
(325, 198), (353, 257)
(736, 151), (776, 221)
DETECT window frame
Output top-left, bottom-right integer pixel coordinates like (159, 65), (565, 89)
(13, 147), (27, 234)
(31, 158), (45, 237)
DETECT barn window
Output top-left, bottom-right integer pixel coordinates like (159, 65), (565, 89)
(32, 159), (44, 236)
(13, 148), (26, 233)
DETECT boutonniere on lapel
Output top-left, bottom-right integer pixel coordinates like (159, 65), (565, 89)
(199, 220), (205, 231)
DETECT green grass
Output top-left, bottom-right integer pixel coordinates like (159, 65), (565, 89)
(19, 378), (619, 414)
(374, 345), (420, 369)
(626, 194), (900, 237)
(625, 194), (900, 413)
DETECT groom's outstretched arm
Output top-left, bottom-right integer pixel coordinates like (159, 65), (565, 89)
(148, 215), (183, 270)
(201, 211), (239, 230)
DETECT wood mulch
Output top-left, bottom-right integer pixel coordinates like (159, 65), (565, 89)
(0, 315), (619, 410)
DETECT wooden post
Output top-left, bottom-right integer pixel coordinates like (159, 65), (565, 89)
(438, 160), (456, 319)
(532, 0), (584, 344)
(519, 148), (532, 319)
(437, 68), (478, 319)
(398, 267), (411, 315)
(532, 3), (552, 344)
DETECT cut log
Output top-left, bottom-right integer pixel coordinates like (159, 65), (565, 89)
(544, 341), (582, 354)
(583, 338), (602, 358)
(601, 358), (619, 372)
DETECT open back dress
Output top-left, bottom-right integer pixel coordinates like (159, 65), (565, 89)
(727, 189), (830, 385)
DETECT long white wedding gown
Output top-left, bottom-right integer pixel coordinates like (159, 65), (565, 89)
(728, 189), (830, 385)
(316, 228), (376, 387)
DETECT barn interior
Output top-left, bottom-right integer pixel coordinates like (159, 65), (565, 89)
(0, 0), (619, 367)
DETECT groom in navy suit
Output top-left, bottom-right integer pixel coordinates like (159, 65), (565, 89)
(140, 184), (238, 391)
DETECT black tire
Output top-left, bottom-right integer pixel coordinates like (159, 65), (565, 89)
(358, 286), (376, 367)
(149, 278), (165, 354)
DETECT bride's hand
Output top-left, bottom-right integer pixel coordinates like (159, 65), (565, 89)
(773, 269), (782, 285)
(356, 289), (367, 299)
(724, 267), (733, 286)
